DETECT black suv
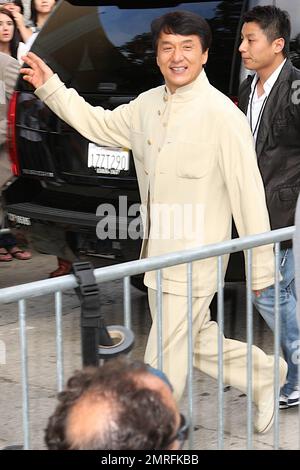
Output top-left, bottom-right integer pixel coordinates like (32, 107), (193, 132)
(3, 0), (300, 278)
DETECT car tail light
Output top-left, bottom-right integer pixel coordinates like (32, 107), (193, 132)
(230, 96), (239, 106)
(7, 91), (20, 176)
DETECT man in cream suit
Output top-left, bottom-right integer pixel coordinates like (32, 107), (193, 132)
(21, 11), (287, 433)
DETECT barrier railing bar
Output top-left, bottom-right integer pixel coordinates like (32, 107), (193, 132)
(0, 227), (296, 451)
(217, 256), (224, 450)
(187, 262), (194, 450)
(246, 249), (253, 449)
(0, 227), (294, 304)
(18, 299), (30, 450)
(274, 243), (281, 449)
(55, 291), (64, 392)
(123, 276), (131, 330)
(156, 270), (163, 371)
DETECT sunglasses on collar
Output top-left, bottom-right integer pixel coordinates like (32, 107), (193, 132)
(164, 413), (190, 449)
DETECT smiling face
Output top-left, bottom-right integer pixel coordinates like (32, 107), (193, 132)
(0, 12), (14, 44)
(156, 31), (208, 94)
(239, 21), (285, 76)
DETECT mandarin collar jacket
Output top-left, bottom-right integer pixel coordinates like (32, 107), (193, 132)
(35, 70), (275, 295)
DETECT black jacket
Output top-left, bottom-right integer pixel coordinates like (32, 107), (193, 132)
(239, 60), (300, 245)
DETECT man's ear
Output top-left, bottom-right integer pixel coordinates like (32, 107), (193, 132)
(202, 48), (209, 65)
(274, 37), (285, 54)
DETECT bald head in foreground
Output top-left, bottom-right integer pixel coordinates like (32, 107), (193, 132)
(45, 356), (188, 450)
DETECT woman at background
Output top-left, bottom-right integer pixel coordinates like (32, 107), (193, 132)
(4, 0), (57, 40)
(0, 5), (30, 262)
(4, 1), (57, 61)
(29, 0), (57, 33)
(1, 1), (29, 41)
(0, 7), (20, 58)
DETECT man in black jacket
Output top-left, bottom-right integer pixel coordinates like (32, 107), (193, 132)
(239, 5), (300, 409)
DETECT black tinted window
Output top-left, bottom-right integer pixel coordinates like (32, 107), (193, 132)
(276, 1), (300, 69)
(27, 0), (244, 95)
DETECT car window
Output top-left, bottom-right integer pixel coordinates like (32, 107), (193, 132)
(276, 0), (300, 69)
(24, 0), (245, 96)
(240, 0), (300, 81)
(274, 1), (300, 38)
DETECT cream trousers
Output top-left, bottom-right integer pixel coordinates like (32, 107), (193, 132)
(144, 288), (276, 403)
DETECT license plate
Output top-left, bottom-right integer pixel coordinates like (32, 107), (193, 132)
(88, 144), (129, 175)
(7, 213), (31, 226)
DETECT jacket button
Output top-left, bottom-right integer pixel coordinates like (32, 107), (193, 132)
(163, 95), (168, 102)
(147, 139), (152, 145)
(158, 110), (161, 115)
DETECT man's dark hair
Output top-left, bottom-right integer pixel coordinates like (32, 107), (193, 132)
(151, 10), (212, 53)
(14, 1), (23, 15)
(45, 357), (176, 450)
(243, 5), (291, 57)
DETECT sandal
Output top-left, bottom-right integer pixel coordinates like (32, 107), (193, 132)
(0, 248), (13, 262)
(8, 246), (32, 260)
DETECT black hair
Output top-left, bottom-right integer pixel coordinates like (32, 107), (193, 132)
(151, 10), (212, 53)
(243, 5), (291, 57)
(14, 1), (24, 15)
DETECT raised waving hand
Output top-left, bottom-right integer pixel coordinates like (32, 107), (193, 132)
(21, 52), (54, 89)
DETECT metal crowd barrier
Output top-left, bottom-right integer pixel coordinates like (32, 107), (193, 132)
(0, 226), (298, 450)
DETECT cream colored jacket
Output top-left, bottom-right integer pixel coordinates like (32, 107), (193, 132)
(36, 70), (275, 296)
